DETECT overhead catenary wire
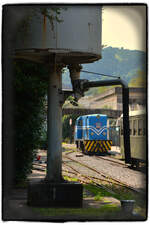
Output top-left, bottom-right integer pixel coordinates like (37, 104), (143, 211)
(81, 70), (120, 79)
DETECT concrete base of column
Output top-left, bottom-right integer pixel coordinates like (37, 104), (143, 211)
(27, 180), (83, 207)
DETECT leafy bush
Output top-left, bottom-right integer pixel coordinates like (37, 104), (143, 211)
(14, 60), (48, 183)
(62, 114), (79, 142)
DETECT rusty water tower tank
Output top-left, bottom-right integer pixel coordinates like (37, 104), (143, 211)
(14, 5), (102, 64)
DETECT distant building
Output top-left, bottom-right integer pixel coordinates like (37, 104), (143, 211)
(79, 87), (146, 111)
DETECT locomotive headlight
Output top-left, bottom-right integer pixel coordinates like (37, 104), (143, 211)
(103, 132), (106, 136)
(91, 132), (94, 136)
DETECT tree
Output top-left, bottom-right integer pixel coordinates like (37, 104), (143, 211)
(14, 60), (48, 183)
(129, 70), (146, 87)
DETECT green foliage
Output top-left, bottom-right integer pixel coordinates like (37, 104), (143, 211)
(84, 184), (114, 201)
(129, 69), (146, 87)
(62, 114), (79, 142)
(14, 60), (48, 183)
(62, 47), (146, 96)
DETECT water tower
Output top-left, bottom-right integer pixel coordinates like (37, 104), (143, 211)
(12, 5), (102, 207)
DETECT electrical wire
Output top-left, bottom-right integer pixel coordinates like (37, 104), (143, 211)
(81, 70), (120, 79)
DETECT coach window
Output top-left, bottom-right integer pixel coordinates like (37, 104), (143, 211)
(121, 122), (123, 136)
(138, 119), (143, 136)
(143, 120), (146, 136)
(129, 120), (132, 135)
(133, 120), (137, 136)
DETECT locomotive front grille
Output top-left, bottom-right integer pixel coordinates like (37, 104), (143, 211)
(83, 140), (112, 154)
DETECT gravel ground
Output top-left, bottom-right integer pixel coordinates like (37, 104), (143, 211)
(36, 144), (146, 191)
(63, 151), (146, 191)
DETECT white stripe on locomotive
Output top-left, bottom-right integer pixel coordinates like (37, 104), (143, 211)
(76, 126), (107, 136)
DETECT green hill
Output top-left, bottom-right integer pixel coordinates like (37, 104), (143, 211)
(62, 46), (146, 95)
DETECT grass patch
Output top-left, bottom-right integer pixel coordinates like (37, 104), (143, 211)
(83, 183), (118, 201)
(32, 205), (121, 218)
(31, 179), (121, 218)
(99, 204), (120, 213)
(83, 183), (147, 218)
(84, 184), (111, 201)
(32, 175), (146, 218)
(63, 175), (78, 182)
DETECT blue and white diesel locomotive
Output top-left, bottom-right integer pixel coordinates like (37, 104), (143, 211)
(74, 114), (112, 155)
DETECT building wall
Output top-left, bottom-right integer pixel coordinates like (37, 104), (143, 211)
(84, 87), (146, 111)
(93, 94), (118, 110)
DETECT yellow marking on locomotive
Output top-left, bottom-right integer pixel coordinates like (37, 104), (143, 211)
(84, 140), (90, 150)
(83, 140), (112, 153)
(104, 142), (107, 152)
(106, 140), (112, 150)
(100, 141), (105, 152)
(98, 141), (102, 152)
(88, 141), (94, 151)
(92, 141), (97, 152)
(103, 141), (108, 151)
(95, 146), (98, 152)
(91, 144), (95, 152)
(105, 141), (109, 149)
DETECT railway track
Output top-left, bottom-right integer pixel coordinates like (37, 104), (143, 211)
(62, 162), (121, 195)
(64, 148), (146, 174)
(93, 155), (126, 167)
(63, 147), (125, 167)
(33, 153), (144, 195)
(63, 154), (144, 194)
(33, 162), (118, 195)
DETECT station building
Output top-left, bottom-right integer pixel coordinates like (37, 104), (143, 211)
(79, 87), (146, 111)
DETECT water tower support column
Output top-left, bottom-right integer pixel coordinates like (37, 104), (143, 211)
(46, 64), (63, 182)
(27, 64), (83, 207)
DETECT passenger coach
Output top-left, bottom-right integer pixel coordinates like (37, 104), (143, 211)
(118, 110), (146, 168)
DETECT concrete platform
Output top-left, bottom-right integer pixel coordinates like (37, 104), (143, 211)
(27, 180), (83, 208)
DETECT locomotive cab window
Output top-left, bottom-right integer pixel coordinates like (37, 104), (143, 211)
(78, 120), (82, 126)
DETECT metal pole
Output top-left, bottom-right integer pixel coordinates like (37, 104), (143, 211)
(46, 65), (63, 182)
(122, 87), (130, 163)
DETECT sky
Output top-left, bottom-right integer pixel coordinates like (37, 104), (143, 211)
(102, 5), (147, 52)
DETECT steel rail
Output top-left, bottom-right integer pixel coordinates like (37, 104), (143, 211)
(63, 154), (143, 194)
(33, 156), (144, 194)
(94, 155), (126, 167)
(33, 162), (119, 194)
(63, 161), (116, 195)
